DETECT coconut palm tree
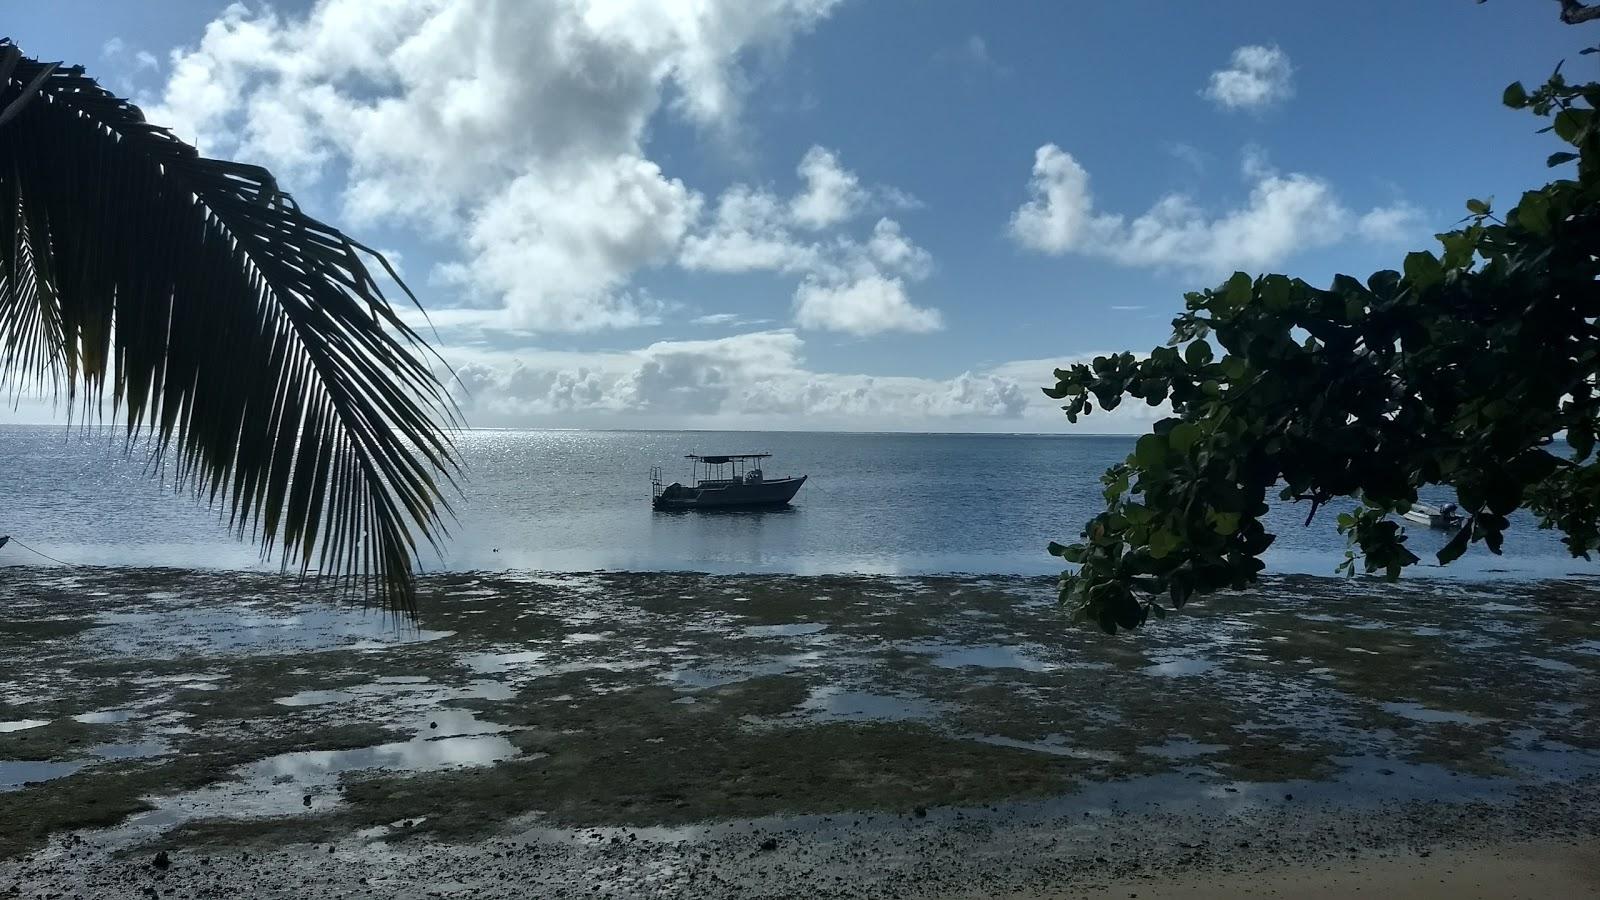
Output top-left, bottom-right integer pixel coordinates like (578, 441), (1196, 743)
(0, 40), (459, 611)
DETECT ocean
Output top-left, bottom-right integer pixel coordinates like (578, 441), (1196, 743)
(0, 425), (1590, 580)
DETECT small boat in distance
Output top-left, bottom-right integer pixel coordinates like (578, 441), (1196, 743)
(651, 453), (808, 511)
(1403, 502), (1463, 530)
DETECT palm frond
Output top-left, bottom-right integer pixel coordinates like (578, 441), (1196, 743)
(0, 40), (460, 612)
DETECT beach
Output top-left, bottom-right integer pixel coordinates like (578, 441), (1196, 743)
(2, 566), (1598, 896)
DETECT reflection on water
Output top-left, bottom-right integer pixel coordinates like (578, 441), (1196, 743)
(1381, 702), (1495, 726)
(0, 760), (83, 790)
(905, 642), (1058, 672)
(796, 687), (942, 722)
(742, 622), (829, 638)
(966, 733), (1122, 761)
(5, 427), (1591, 578)
(1140, 657), (1218, 677)
(0, 720), (48, 733)
(88, 608), (451, 660)
(72, 710), (135, 724)
(463, 650), (549, 674)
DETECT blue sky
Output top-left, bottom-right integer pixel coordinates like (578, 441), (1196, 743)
(6, 1), (1581, 431)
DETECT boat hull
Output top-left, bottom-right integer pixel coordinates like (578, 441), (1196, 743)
(653, 475), (807, 510)
(1403, 509), (1461, 530)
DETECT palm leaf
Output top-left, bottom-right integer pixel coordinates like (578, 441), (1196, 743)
(0, 40), (460, 612)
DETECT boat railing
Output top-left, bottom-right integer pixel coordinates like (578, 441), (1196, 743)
(650, 466), (664, 499)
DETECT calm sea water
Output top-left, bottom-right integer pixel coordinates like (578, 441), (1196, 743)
(0, 425), (1590, 580)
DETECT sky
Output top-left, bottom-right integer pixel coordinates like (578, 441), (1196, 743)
(4, 0), (1584, 432)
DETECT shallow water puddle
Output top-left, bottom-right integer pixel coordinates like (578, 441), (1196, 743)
(278, 678), (517, 708)
(1140, 657), (1218, 677)
(0, 720), (48, 733)
(0, 760), (83, 790)
(741, 623), (829, 638)
(906, 643), (1057, 672)
(71, 710), (136, 724)
(89, 608), (452, 658)
(966, 733), (1122, 762)
(462, 649), (550, 674)
(795, 687), (942, 723)
(1381, 701), (1494, 726)
(147, 709), (520, 820)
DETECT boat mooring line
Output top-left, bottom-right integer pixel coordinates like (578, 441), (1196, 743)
(0, 535), (86, 568)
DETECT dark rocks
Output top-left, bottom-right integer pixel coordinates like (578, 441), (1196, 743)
(151, 851), (170, 870)
(758, 838), (778, 852)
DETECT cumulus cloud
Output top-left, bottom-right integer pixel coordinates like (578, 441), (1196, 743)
(448, 331), (1046, 428)
(1202, 44), (1293, 111)
(790, 146), (867, 229)
(437, 157), (699, 331)
(680, 148), (942, 334)
(1008, 144), (1418, 276)
(793, 274), (942, 335)
(146, 0), (841, 333)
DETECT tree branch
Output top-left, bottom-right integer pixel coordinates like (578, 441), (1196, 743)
(1561, 0), (1600, 24)
(1478, 0), (1600, 25)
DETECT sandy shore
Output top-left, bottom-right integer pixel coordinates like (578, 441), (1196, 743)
(1068, 841), (1600, 899)
(3, 566), (1599, 896)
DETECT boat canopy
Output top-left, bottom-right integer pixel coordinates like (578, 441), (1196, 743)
(686, 453), (771, 464)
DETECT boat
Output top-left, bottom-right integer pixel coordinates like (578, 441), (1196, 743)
(651, 453), (807, 510)
(1402, 502), (1463, 530)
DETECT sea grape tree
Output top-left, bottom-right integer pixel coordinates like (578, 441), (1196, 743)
(1046, 67), (1600, 632)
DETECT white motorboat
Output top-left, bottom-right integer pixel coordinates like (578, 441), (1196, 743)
(651, 453), (807, 510)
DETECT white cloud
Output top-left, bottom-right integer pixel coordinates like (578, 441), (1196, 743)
(102, 37), (125, 58)
(1356, 205), (1422, 242)
(692, 312), (771, 327)
(1009, 144), (1417, 276)
(438, 156), (699, 331)
(1009, 146), (1118, 257)
(1202, 44), (1293, 111)
(146, 0), (841, 333)
(447, 331), (1057, 429)
(679, 149), (942, 334)
(790, 146), (866, 229)
(793, 274), (942, 335)
(679, 183), (819, 274)
(865, 218), (933, 280)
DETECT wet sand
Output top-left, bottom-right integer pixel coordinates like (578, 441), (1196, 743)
(2, 566), (1599, 896)
(1075, 841), (1600, 899)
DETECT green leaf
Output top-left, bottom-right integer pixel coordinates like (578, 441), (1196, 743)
(1403, 251), (1444, 291)
(1169, 422), (1202, 453)
(1553, 109), (1590, 144)
(1184, 341), (1213, 367)
(1259, 274), (1293, 312)
(0, 43), (461, 615)
(1134, 432), (1169, 469)
(1517, 192), (1551, 235)
(1211, 511), (1241, 536)
(1466, 198), (1490, 216)
(1437, 523), (1472, 565)
(1547, 151), (1579, 168)
(1148, 528), (1180, 560)
(1224, 272), (1253, 308)
(1503, 81), (1528, 108)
